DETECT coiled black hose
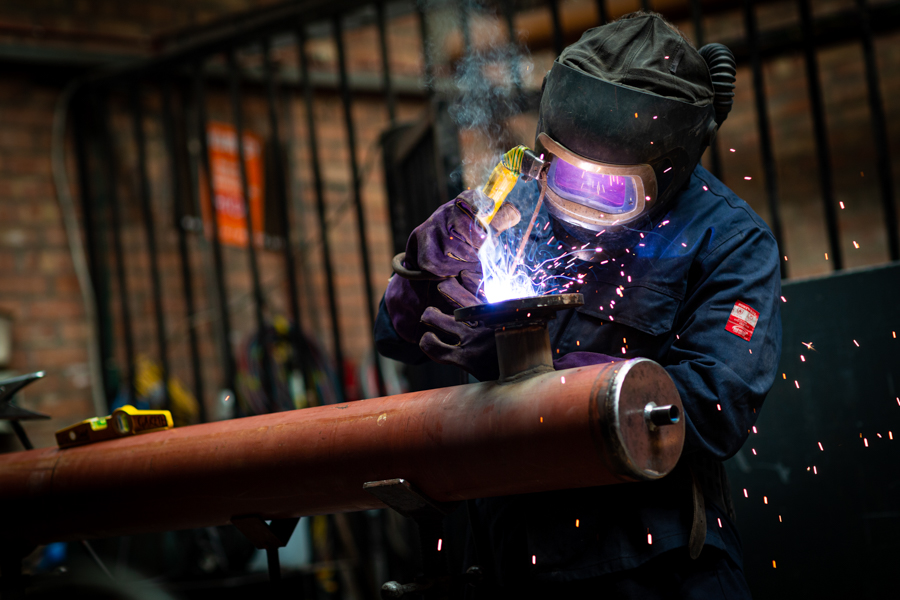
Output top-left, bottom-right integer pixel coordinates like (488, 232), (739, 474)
(699, 43), (737, 127)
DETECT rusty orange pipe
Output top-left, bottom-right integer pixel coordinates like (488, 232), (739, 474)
(0, 359), (682, 547)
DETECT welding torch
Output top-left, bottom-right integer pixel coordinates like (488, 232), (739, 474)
(391, 145), (549, 281)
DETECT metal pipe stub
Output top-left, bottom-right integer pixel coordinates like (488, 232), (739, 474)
(455, 293), (583, 382)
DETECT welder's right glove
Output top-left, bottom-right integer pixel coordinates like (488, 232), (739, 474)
(384, 191), (520, 348)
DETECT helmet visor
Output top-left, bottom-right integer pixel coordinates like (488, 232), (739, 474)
(546, 157), (639, 215)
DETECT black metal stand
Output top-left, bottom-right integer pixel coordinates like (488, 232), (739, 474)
(231, 515), (300, 594)
(364, 478), (483, 600)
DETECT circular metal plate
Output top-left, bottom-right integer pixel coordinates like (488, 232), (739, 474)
(454, 293), (584, 327)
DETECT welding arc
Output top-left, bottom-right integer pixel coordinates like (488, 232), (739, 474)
(513, 181), (547, 268)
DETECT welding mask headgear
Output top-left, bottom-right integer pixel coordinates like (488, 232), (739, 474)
(536, 14), (736, 231)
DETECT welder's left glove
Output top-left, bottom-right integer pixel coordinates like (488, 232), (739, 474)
(552, 352), (622, 370)
(418, 278), (500, 382)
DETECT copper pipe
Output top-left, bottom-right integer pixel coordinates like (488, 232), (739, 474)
(0, 357), (682, 547)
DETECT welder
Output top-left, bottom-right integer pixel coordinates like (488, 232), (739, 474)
(375, 11), (782, 599)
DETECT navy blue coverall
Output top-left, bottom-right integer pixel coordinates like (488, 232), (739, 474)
(375, 164), (783, 598)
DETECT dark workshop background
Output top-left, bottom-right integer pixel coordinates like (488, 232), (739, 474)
(0, 0), (898, 598)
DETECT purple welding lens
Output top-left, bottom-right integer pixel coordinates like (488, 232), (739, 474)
(546, 158), (638, 214)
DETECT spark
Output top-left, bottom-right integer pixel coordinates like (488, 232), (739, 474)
(225, 395), (231, 402)
(575, 519), (580, 528)
(795, 380), (799, 389)
(664, 167), (673, 173)
(840, 201), (845, 209)
(818, 442), (824, 451)
(813, 466), (818, 474)
(783, 373), (787, 379)
(561, 376), (566, 384)
(853, 340), (859, 347)
(877, 433), (882, 438)
(752, 448), (757, 455)
(653, 115), (658, 119)
(532, 555), (536, 565)
(718, 518), (723, 528)
(773, 561), (777, 569)
(664, 55), (670, 59)
(864, 438), (869, 447)
(802, 342), (816, 351)
(635, 112), (638, 118)
(890, 431), (893, 440)
(781, 296), (787, 303)
(730, 148), (736, 152)
(437, 538), (443, 551)
(576, 340), (580, 346)
(647, 531), (653, 545)
(893, 331), (896, 338)
(853, 241), (860, 249)
(540, 417), (543, 423)
(702, 185), (708, 191)
(825, 253), (829, 260)
(744, 176), (752, 180)
(764, 496), (768, 504)
(743, 488), (748, 498)
(753, 426), (758, 433)
(801, 355), (806, 362)
(784, 256), (788, 261)
(621, 347), (626, 354)
(682, 242), (687, 247)
(779, 515), (782, 522)
(717, 403), (722, 411)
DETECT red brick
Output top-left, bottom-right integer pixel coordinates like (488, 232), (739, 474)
(27, 299), (84, 319)
(29, 346), (88, 369)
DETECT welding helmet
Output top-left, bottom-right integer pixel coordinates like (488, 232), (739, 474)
(536, 14), (736, 231)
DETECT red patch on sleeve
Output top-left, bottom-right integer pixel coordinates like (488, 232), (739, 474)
(725, 301), (759, 341)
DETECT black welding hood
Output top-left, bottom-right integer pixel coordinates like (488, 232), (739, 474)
(536, 14), (736, 231)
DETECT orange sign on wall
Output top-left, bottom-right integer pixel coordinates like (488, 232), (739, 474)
(199, 122), (266, 248)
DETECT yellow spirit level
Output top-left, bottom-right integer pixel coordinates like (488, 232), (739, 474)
(56, 405), (173, 449)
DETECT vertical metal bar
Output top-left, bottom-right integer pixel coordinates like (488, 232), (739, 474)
(262, 37), (310, 407)
(798, 0), (842, 270)
(417, 5), (434, 96)
(690, 0), (724, 181)
(856, 0), (898, 260)
(296, 25), (347, 402)
(744, 0), (787, 279)
(690, 0), (705, 46)
(596, 0), (608, 25)
(548, 0), (565, 57)
(459, 0), (472, 58)
(192, 61), (238, 398)
(502, 0), (523, 95)
(130, 85), (171, 408)
(72, 95), (113, 407)
(226, 48), (277, 409)
(376, 2), (397, 125)
(97, 91), (136, 404)
(162, 79), (206, 421)
(334, 13), (387, 398)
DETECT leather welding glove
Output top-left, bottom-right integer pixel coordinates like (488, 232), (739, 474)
(418, 277), (500, 382)
(384, 191), (520, 345)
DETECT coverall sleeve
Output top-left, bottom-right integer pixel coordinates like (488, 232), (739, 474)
(664, 225), (782, 460)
